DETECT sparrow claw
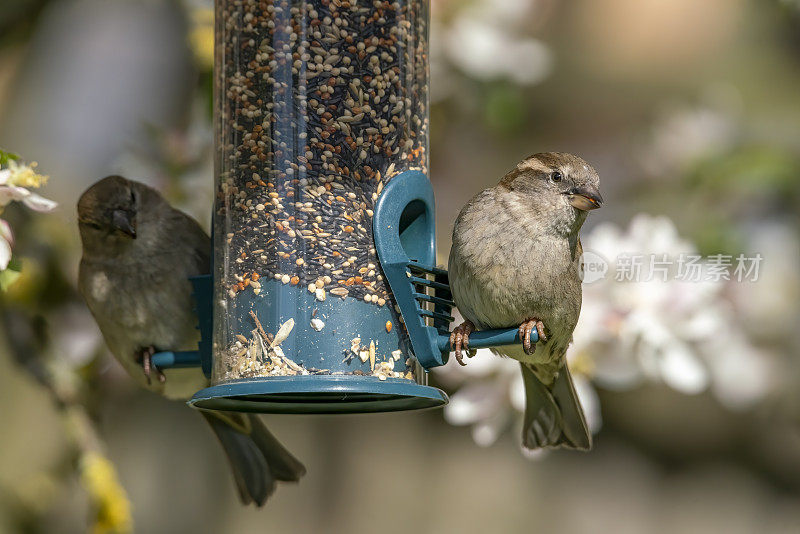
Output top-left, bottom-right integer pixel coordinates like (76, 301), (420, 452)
(449, 320), (475, 366)
(137, 346), (166, 385)
(518, 322), (534, 355)
(535, 321), (548, 343)
(518, 318), (547, 356)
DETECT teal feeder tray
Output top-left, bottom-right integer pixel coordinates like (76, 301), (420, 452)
(155, 170), (450, 414)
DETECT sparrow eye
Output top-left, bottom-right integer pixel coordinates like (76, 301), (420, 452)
(550, 171), (563, 183)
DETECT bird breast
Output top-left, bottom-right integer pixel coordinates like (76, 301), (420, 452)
(89, 271), (111, 302)
(448, 189), (583, 340)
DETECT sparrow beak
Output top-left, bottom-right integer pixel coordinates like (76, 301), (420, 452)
(567, 187), (603, 211)
(112, 209), (137, 238)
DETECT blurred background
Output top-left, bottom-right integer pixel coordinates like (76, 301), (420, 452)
(1, 0), (800, 532)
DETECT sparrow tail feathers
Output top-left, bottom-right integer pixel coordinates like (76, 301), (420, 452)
(201, 411), (306, 506)
(521, 363), (592, 451)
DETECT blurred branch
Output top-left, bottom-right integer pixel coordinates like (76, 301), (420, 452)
(1, 304), (133, 534)
(0, 0), (52, 47)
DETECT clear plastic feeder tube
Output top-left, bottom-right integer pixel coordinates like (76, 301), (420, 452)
(213, 0), (429, 384)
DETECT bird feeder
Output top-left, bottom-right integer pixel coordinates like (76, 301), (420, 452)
(152, 0), (526, 414)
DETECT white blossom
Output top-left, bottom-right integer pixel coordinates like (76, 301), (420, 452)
(579, 214), (776, 408)
(0, 158), (57, 272)
(437, 214), (777, 451)
(433, 0), (552, 88)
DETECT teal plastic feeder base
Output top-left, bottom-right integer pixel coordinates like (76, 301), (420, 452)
(188, 375), (447, 414)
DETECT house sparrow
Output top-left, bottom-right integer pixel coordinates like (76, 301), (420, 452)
(447, 153), (603, 451)
(77, 175), (305, 505)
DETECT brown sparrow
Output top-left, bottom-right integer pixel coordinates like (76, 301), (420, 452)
(78, 176), (305, 505)
(447, 153), (603, 450)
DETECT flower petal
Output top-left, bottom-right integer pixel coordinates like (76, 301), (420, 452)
(471, 410), (509, 448)
(444, 382), (503, 426)
(658, 341), (709, 395)
(0, 185), (28, 206)
(572, 374), (603, 434)
(22, 191), (57, 212)
(0, 234), (11, 270)
(0, 219), (12, 246)
(509, 372), (526, 412)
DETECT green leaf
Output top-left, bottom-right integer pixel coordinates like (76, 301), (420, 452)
(0, 148), (21, 167)
(0, 260), (22, 291)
